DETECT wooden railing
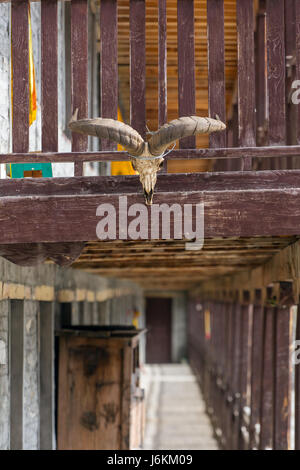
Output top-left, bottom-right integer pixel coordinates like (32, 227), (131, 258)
(188, 284), (298, 450)
(4, 0), (300, 175)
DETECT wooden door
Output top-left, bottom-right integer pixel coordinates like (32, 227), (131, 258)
(57, 335), (131, 450)
(146, 298), (172, 363)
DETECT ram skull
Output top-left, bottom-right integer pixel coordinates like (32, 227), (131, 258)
(69, 111), (226, 205)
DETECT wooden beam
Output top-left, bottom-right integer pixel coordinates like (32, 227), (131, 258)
(3, 145), (300, 163)
(1, 171), (300, 244)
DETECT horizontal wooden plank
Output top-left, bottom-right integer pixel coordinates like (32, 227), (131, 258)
(1, 171), (300, 243)
(2, 145), (300, 163)
(1, 170), (300, 197)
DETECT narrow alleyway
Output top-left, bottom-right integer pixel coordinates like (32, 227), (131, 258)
(141, 364), (218, 450)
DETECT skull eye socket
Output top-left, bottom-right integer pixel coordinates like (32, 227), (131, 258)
(159, 161), (164, 168)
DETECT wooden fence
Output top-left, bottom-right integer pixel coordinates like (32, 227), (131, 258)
(4, 0), (300, 171)
(188, 284), (298, 450)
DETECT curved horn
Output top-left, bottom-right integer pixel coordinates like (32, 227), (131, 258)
(69, 109), (145, 156)
(148, 116), (226, 156)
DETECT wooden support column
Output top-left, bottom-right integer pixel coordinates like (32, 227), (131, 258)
(231, 292), (242, 450)
(249, 289), (264, 449)
(10, 300), (25, 450)
(260, 286), (275, 449)
(274, 282), (293, 450)
(207, 0), (226, 171)
(225, 296), (234, 449)
(39, 302), (55, 450)
(295, 303), (300, 450)
(238, 290), (252, 450)
(71, 0), (88, 176)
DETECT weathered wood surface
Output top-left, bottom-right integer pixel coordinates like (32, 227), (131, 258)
(249, 291), (264, 449)
(71, 0), (88, 176)
(3, 145), (300, 163)
(41, 0), (58, 152)
(0, 242), (85, 266)
(266, 0), (286, 171)
(11, 0), (29, 153)
(177, 0), (195, 149)
(158, 0), (167, 128)
(100, 0), (118, 150)
(130, 0), (146, 139)
(1, 170), (300, 196)
(1, 171), (300, 245)
(259, 304), (275, 450)
(237, 0), (256, 170)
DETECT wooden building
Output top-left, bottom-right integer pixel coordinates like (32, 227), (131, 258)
(1, 0), (300, 450)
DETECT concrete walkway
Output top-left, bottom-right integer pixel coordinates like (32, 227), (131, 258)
(141, 363), (218, 450)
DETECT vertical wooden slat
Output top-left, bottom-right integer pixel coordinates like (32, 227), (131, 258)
(158, 0), (167, 173)
(274, 306), (291, 449)
(236, 0), (256, 171)
(239, 296), (251, 449)
(41, 0), (58, 152)
(274, 282), (293, 450)
(158, 0), (167, 128)
(260, 303), (275, 449)
(255, 4), (267, 150)
(39, 301), (55, 450)
(295, 306), (300, 450)
(266, 0), (286, 169)
(11, 0), (29, 153)
(10, 300), (24, 450)
(71, 0), (88, 176)
(100, 0), (118, 150)
(249, 290), (264, 449)
(177, 0), (195, 149)
(296, 1), (300, 148)
(231, 298), (242, 450)
(130, 0), (146, 139)
(207, 0), (226, 171)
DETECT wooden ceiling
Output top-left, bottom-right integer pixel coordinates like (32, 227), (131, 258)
(73, 237), (298, 290)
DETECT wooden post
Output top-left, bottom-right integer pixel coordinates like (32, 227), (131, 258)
(177, 0), (195, 149)
(260, 286), (275, 449)
(274, 282), (293, 450)
(71, 0), (88, 176)
(249, 289), (264, 449)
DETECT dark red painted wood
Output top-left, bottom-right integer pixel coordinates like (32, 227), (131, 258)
(239, 299), (251, 449)
(130, 0), (146, 139)
(237, 0), (256, 171)
(260, 304), (275, 449)
(5, 145), (300, 164)
(11, 0), (29, 153)
(231, 300), (242, 449)
(71, 0), (88, 176)
(146, 297), (172, 363)
(296, 1), (300, 146)
(177, 0), (195, 149)
(2, 184), (300, 243)
(295, 306), (300, 450)
(100, 0), (118, 151)
(249, 290), (264, 449)
(41, 0), (58, 152)
(255, 6), (267, 150)
(266, 0), (286, 170)
(274, 282), (293, 450)
(2, 169), (300, 197)
(207, 0), (226, 154)
(158, 0), (167, 128)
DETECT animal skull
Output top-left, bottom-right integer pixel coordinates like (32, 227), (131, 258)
(69, 112), (226, 204)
